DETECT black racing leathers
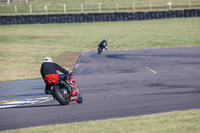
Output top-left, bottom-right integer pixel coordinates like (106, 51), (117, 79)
(41, 62), (70, 91)
(98, 40), (107, 49)
(40, 62), (69, 79)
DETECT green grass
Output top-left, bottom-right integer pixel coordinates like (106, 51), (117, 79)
(0, 15), (199, 133)
(1, 109), (200, 133)
(0, 17), (200, 81)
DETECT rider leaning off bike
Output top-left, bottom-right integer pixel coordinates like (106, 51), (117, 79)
(98, 38), (107, 50)
(40, 57), (73, 95)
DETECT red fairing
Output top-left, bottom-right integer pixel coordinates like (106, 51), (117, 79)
(69, 74), (78, 101)
(71, 91), (77, 97)
(70, 75), (77, 95)
(44, 74), (59, 84)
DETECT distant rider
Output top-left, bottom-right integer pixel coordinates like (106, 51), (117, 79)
(98, 38), (107, 51)
(40, 57), (71, 94)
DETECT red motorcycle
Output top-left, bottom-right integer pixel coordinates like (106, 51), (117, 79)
(52, 73), (83, 105)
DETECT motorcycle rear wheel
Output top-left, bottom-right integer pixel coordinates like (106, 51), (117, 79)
(53, 84), (69, 105)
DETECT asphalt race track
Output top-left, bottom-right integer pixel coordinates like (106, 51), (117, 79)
(0, 47), (200, 131)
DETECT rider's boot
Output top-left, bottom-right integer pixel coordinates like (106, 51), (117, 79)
(44, 89), (51, 94)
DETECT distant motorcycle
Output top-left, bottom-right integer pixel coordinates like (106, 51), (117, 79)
(50, 73), (83, 105)
(98, 38), (107, 54)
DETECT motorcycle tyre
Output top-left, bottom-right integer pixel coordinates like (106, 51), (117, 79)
(53, 84), (69, 105)
(98, 48), (102, 54)
(76, 93), (83, 104)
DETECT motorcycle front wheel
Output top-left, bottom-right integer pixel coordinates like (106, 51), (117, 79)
(98, 47), (102, 54)
(76, 93), (83, 104)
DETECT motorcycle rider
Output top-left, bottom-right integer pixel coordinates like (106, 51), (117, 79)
(40, 57), (72, 94)
(98, 38), (107, 51)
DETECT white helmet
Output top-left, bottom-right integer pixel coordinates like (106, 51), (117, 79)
(43, 57), (53, 63)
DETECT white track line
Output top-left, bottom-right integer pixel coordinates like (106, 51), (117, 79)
(0, 97), (52, 109)
(145, 66), (157, 74)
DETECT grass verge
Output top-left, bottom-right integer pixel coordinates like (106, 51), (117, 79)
(1, 109), (200, 133)
(0, 17), (200, 81)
